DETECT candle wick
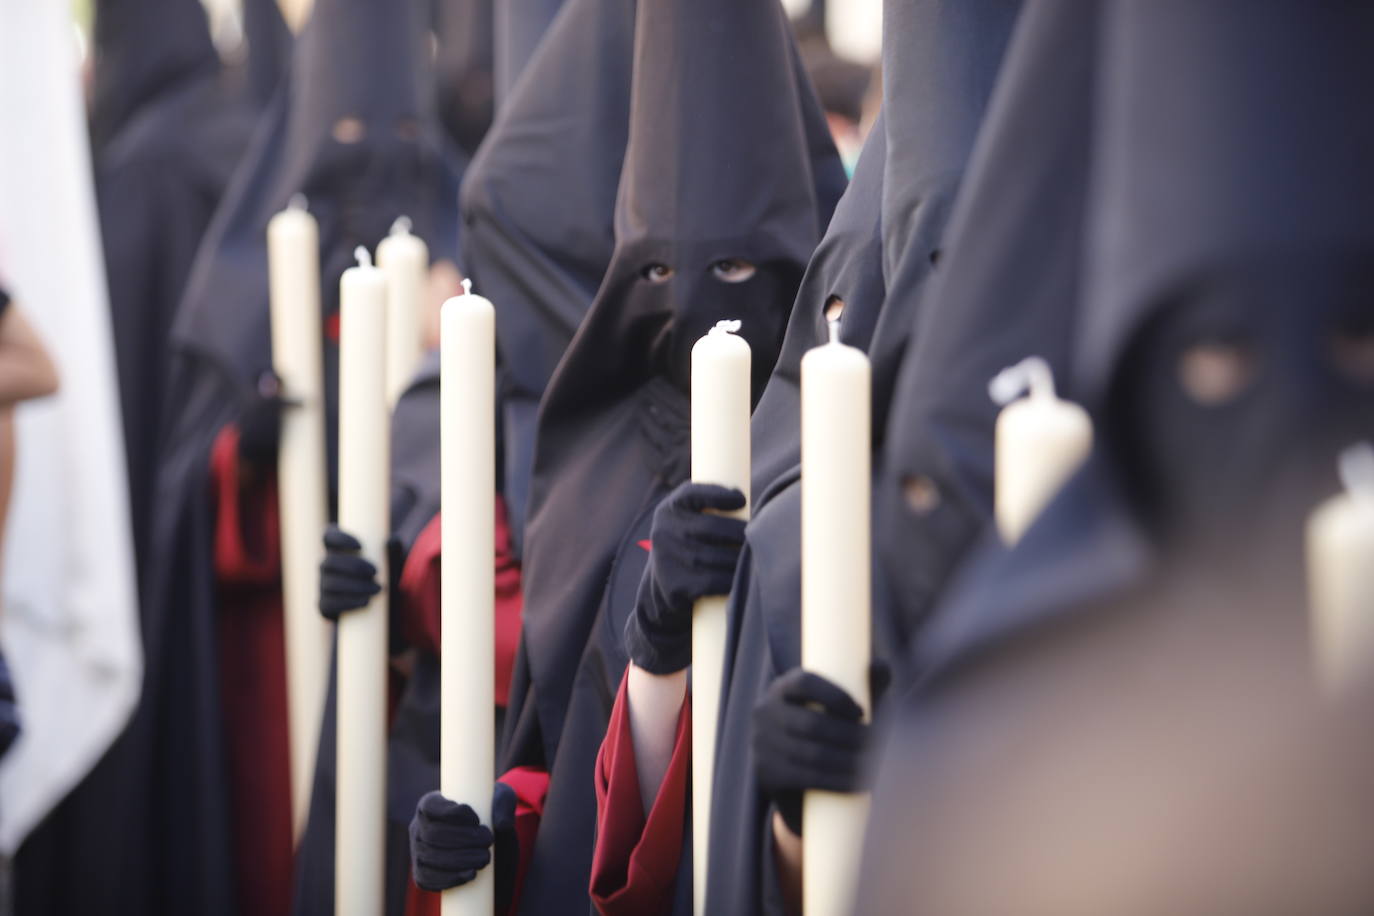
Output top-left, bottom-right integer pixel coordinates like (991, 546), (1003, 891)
(1338, 442), (1374, 499)
(288, 192), (308, 212)
(390, 215), (412, 236)
(712, 319), (742, 335)
(461, 278), (473, 296)
(354, 246), (372, 268)
(827, 317), (841, 345)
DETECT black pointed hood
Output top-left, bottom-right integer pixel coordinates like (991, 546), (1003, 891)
(171, 0), (461, 392)
(1078, 0), (1374, 558)
(239, 0), (293, 108)
(539, 0), (845, 421)
(750, 116), (887, 499)
(461, 0), (636, 407)
(493, 0), (565, 105)
(90, 0), (220, 152)
(874, 0), (1089, 633)
(873, 0), (1021, 423)
(435, 0), (495, 156)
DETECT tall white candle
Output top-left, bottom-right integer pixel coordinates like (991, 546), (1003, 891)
(334, 247), (391, 916)
(689, 320), (751, 916)
(800, 319), (871, 916)
(1308, 442), (1374, 697)
(440, 279), (497, 916)
(376, 216), (429, 408)
(988, 356), (1093, 546)
(266, 195), (332, 842)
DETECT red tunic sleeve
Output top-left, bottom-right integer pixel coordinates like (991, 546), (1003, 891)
(396, 495), (523, 707)
(210, 424), (281, 584)
(590, 671), (692, 916)
(403, 765), (551, 916)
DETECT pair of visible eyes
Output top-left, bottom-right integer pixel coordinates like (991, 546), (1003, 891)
(331, 116), (422, 144)
(1177, 330), (1374, 405)
(640, 259), (757, 285)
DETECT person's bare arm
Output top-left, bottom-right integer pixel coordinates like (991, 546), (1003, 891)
(626, 663), (689, 813)
(0, 304), (59, 406)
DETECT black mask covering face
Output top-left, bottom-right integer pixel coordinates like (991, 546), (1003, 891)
(625, 249), (793, 401)
(1111, 255), (1374, 569)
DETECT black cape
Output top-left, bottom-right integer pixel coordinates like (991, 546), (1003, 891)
(498, 0), (844, 909)
(493, 0), (565, 106)
(458, 0), (637, 559)
(705, 1), (1021, 911)
(859, 2), (1374, 912)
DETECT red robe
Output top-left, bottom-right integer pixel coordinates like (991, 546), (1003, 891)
(589, 672), (692, 915)
(210, 426), (294, 916)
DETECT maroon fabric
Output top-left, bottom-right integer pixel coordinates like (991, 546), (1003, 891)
(396, 496), (524, 707)
(209, 425), (294, 916)
(590, 671), (691, 915)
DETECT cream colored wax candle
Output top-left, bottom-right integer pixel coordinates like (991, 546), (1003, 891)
(988, 356), (1092, 545)
(440, 279), (497, 916)
(1308, 442), (1374, 697)
(376, 216), (428, 408)
(690, 319), (751, 916)
(266, 194), (332, 841)
(800, 319), (871, 916)
(334, 247), (391, 916)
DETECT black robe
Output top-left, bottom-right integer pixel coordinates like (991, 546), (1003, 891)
(859, 2), (1374, 911)
(497, 0), (844, 909)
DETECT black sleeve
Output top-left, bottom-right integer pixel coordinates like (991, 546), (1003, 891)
(0, 284), (10, 318)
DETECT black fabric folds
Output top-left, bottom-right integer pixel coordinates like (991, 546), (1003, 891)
(499, 0), (843, 910)
(874, 0), (1097, 649)
(859, 3), (1374, 913)
(459, 0), (637, 557)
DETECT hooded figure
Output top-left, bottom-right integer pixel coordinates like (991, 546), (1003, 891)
(292, 0), (636, 908)
(459, 0), (637, 560)
(858, 3), (1374, 912)
(408, 0), (844, 909)
(434, 0), (495, 158)
(31, 0), (461, 913)
(698, 2), (1020, 911)
(873, 0), (1098, 658)
(90, 0), (268, 590)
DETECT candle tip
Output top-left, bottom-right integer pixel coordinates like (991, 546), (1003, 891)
(989, 355), (1055, 406)
(711, 319), (742, 335)
(390, 215), (412, 236)
(1338, 442), (1374, 498)
(461, 277), (473, 296)
(354, 246), (372, 268)
(288, 193), (308, 212)
(827, 316), (841, 345)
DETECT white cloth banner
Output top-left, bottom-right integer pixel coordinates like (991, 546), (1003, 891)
(0, 0), (142, 853)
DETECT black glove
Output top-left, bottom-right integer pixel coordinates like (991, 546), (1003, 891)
(753, 668), (873, 837)
(410, 782), (518, 898)
(319, 525), (382, 621)
(624, 482), (747, 673)
(237, 371), (290, 471)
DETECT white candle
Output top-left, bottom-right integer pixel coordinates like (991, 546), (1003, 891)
(1308, 442), (1374, 697)
(689, 319), (751, 916)
(334, 246), (391, 916)
(988, 356), (1093, 546)
(266, 194), (332, 842)
(440, 279), (497, 916)
(376, 216), (429, 408)
(800, 319), (871, 916)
